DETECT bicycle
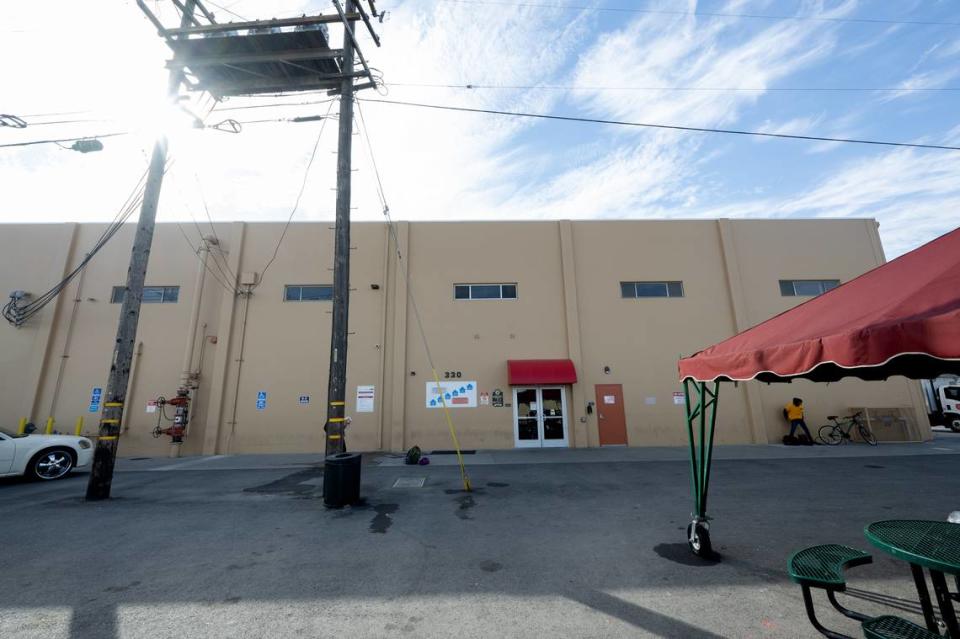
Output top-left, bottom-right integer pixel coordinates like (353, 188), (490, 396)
(817, 412), (877, 446)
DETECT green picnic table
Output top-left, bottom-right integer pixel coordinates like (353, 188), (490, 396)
(864, 520), (960, 636)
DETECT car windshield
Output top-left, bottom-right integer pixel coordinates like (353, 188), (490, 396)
(0, 427), (26, 438)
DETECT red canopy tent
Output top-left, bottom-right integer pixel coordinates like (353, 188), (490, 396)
(675, 226), (960, 556)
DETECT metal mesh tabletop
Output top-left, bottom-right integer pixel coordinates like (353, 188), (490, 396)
(864, 520), (960, 575)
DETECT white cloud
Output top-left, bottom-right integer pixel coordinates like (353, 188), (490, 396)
(493, 0), (856, 218)
(755, 115), (825, 138)
(693, 147), (960, 256)
(1, 0), (955, 262)
(880, 68), (960, 102)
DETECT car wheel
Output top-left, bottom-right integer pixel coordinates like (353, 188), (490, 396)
(28, 448), (75, 481)
(948, 416), (960, 433)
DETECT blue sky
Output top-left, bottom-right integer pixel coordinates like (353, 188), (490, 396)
(2, 0), (959, 256)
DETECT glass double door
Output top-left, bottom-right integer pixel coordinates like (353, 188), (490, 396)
(513, 386), (568, 448)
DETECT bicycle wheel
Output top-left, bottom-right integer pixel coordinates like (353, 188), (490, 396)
(819, 424), (842, 445)
(858, 424), (878, 446)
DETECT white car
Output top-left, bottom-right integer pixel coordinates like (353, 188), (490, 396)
(0, 428), (93, 480)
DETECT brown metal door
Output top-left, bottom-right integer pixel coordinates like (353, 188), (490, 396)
(595, 384), (628, 446)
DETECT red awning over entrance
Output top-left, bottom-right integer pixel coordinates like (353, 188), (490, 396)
(679, 226), (960, 383)
(508, 359), (578, 385)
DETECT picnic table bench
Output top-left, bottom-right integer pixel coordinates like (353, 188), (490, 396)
(788, 520), (959, 638)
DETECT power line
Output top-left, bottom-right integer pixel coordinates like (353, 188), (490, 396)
(0, 132), (129, 149)
(167, 164), (239, 295)
(359, 97), (960, 152)
(434, 0), (960, 28)
(354, 98), (473, 491)
(204, 0), (249, 21)
(214, 98), (337, 112)
(18, 110), (95, 118)
(174, 221), (239, 296)
(2, 164), (159, 327)
(193, 173), (240, 287)
(256, 100), (336, 287)
(385, 81), (960, 93)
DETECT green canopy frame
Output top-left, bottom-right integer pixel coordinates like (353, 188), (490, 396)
(683, 379), (721, 557)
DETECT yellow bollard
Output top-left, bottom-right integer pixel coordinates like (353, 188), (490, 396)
(75, 416), (84, 436)
(45, 417), (54, 434)
(17, 417), (27, 435)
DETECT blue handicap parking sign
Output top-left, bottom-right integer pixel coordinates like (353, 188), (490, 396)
(257, 390), (267, 400)
(89, 387), (103, 412)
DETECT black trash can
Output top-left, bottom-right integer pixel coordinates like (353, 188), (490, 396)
(323, 452), (361, 507)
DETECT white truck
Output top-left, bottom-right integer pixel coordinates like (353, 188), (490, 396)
(921, 377), (960, 432)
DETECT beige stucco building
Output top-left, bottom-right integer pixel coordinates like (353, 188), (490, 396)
(0, 218), (931, 457)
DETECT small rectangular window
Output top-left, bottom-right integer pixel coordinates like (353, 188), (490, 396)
(284, 284), (333, 302)
(110, 286), (179, 304)
(470, 285), (502, 299)
(779, 279), (841, 297)
(620, 281), (684, 298)
(453, 283), (518, 300)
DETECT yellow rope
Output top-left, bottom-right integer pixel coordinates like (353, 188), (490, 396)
(430, 369), (472, 492)
(356, 102), (471, 492)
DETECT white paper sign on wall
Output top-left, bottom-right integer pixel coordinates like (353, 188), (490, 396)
(673, 392), (685, 405)
(356, 385), (375, 413)
(603, 395), (616, 404)
(645, 396), (657, 405)
(426, 381), (477, 408)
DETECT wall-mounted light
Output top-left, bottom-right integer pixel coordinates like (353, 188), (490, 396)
(603, 366), (611, 374)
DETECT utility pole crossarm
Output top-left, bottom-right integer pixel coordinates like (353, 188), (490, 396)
(332, 0), (377, 86)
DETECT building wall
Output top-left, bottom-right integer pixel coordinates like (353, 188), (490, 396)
(0, 219), (930, 456)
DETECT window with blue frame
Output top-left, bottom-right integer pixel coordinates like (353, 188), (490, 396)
(110, 286), (179, 304)
(284, 285), (333, 301)
(620, 281), (684, 298)
(454, 283), (517, 300)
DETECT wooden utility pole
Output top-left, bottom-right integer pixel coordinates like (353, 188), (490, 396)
(324, 0), (357, 456)
(85, 1), (197, 500)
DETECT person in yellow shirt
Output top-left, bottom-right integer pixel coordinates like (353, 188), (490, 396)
(784, 397), (813, 443)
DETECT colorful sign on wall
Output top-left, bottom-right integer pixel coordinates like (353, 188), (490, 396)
(426, 381), (477, 408)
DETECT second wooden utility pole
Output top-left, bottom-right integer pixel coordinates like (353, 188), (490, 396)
(324, 0), (357, 456)
(86, 1), (198, 500)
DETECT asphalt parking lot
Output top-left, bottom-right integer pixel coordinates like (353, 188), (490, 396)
(2, 434), (958, 639)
